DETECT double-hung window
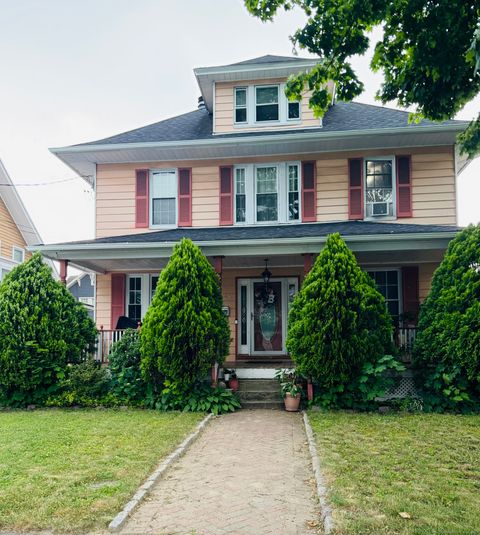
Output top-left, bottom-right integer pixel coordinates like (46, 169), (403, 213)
(287, 164), (300, 221)
(255, 86), (279, 122)
(12, 247), (25, 263)
(235, 168), (247, 223)
(234, 88), (247, 123)
(256, 166), (278, 222)
(150, 169), (177, 226)
(365, 159), (395, 218)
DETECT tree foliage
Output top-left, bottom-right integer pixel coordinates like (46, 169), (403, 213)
(414, 225), (480, 411)
(0, 253), (97, 406)
(245, 0), (480, 156)
(286, 233), (393, 388)
(140, 239), (230, 393)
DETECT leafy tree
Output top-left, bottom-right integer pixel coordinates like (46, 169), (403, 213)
(140, 238), (230, 394)
(0, 253), (97, 406)
(414, 225), (480, 411)
(286, 233), (393, 388)
(245, 0), (479, 155)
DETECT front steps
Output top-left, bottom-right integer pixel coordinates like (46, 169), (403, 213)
(237, 379), (283, 410)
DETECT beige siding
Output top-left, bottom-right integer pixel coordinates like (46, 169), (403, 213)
(96, 145), (456, 237)
(0, 196), (29, 261)
(96, 273), (111, 329)
(419, 262), (438, 303)
(214, 78), (321, 134)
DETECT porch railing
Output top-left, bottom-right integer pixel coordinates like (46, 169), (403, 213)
(96, 329), (126, 364)
(395, 326), (417, 362)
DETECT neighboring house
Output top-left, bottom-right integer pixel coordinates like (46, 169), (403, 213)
(0, 159), (41, 281)
(36, 55), (474, 370)
(67, 272), (95, 318)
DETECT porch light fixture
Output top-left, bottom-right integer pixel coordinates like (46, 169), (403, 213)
(261, 258), (272, 287)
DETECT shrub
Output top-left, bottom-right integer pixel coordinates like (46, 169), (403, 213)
(109, 329), (148, 404)
(155, 382), (241, 415)
(413, 225), (480, 412)
(46, 359), (112, 407)
(140, 238), (230, 394)
(287, 233), (394, 393)
(0, 253), (97, 406)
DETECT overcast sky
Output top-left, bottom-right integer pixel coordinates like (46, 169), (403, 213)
(0, 0), (478, 245)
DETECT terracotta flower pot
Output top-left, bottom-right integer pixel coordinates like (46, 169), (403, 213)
(284, 392), (301, 412)
(229, 377), (239, 391)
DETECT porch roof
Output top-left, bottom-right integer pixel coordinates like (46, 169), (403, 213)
(33, 221), (459, 274)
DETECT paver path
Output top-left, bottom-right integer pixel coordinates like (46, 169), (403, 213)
(119, 410), (319, 535)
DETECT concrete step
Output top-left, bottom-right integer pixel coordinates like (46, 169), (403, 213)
(237, 390), (281, 401)
(237, 379), (278, 392)
(241, 400), (284, 410)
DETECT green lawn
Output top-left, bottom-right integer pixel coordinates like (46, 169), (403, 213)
(308, 412), (480, 535)
(0, 409), (203, 533)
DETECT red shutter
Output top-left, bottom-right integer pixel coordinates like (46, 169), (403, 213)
(178, 168), (192, 226)
(219, 166), (233, 226)
(111, 273), (126, 329)
(135, 169), (149, 228)
(302, 161), (317, 222)
(348, 158), (364, 220)
(402, 266), (419, 323)
(396, 155), (412, 217)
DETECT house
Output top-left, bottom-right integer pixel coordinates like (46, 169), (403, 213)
(67, 272), (95, 318)
(35, 55), (472, 373)
(0, 159), (41, 281)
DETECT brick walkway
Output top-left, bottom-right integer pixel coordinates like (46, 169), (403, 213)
(118, 410), (320, 535)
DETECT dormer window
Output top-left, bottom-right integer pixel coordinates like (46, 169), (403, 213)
(255, 86), (279, 122)
(234, 88), (247, 123)
(287, 100), (300, 120)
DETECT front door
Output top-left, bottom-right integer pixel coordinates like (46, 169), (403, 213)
(237, 277), (298, 356)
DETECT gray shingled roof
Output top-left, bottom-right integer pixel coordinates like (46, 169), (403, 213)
(54, 221), (460, 247)
(227, 55), (312, 66)
(74, 101), (466, 148)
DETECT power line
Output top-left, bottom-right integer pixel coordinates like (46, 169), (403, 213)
(0, 176), (91, 187)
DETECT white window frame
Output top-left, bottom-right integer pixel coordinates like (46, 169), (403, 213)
(149, 168), (178, 229)
(233, 161), (301, 225)
(365, 267), (403, 320)
(150, 274), (160, 303)
(12, 246), (25, 263)
(233, 83), (302, 129)
(126, 274), (161, 322)
(286, 98), (301, 122)
(364, 156), (396, 221)
(255, 84), (280, 124)
(234, 87), (248, 124)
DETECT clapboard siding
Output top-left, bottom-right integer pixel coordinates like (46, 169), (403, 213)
(95, 273), (111, 329)
(0, 196), (29, 261)
(419, 263), (438, 302)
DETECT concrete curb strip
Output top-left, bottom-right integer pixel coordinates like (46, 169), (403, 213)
(302, 410), (334, 534)
(108, 412), (214, 532)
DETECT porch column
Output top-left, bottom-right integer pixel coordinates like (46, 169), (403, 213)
(213, 256), (223, 283)
(302, 253), (313, 277)
(59, 260), (68, 285)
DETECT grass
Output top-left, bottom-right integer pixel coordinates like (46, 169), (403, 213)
(308, 411), (480, 535)
(0, 408), (203, 533)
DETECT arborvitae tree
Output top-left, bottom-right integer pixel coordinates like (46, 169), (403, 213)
(287, 233), (393, 388)
(0, 253), (97, 406)
(414, 225), (480, 409)
(140, 238), (230, 393)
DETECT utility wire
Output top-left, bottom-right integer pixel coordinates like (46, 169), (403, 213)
(0, 176), (91, 187)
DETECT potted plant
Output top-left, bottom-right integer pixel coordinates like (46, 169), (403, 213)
(229, 370), (239, 391)
(275, 368), (302, 412)
(223, 368), (231, 382)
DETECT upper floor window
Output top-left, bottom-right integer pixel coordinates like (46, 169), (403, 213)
(365, 158), (395, 218)
(234, 162), (301, 225)
(150, 169), (177, 227)
(235, 88), (247, 123)
(255, 86), (279, 122)
(233, 84), (302, 127)
(12, 246), (25, 263)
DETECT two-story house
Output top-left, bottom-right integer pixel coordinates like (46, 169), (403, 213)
(0, 159), (40, 280)
(36, 55), (472, 370)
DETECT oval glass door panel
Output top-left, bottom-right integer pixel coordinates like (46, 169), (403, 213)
(253, 281), (282, 351)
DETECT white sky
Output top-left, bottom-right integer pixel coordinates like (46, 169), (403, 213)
(0, 0), (478, 245)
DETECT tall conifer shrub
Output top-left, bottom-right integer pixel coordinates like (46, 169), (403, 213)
(140, 239), (230, 393)
(0, 253), (97, 405)
(414, 225), (480, 410)
(287, 233), (393, 389)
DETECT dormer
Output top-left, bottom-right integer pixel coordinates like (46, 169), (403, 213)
(194, 55), (334, 135)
